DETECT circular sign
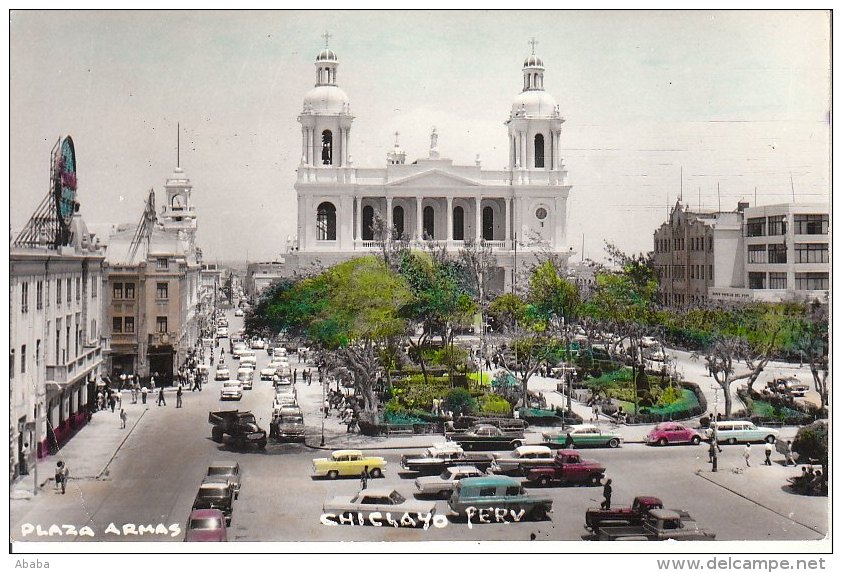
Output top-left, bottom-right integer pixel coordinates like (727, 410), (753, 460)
(54, 136), (77, 226)
(535, 207), (548, 220)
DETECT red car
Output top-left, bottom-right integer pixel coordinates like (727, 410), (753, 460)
(184, 509), (228, 542)
(645, 423), (703, 446)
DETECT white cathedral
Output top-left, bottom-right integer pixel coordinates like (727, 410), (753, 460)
(291, 38), (572, 292)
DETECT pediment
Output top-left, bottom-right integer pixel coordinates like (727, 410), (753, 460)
(387, 169), (480, 188)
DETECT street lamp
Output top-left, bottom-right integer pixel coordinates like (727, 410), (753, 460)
(320, 377), (326, 447)
(710, 384), (722, 472)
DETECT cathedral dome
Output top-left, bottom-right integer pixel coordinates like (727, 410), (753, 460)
(523, 54), (544, 68)
(316, 48), (338, 62)
(511, 89), (557, 118)
(303, 84), (350, 115)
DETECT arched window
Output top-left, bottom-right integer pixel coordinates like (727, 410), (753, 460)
(534, 134), (545, 168)
(321, 130), (333, 165)
(482, 206), (494, 241)
(316, 202), (336, 240)
(362, 205), (374, 241)
(453, 206), (465, 240)
(423, 206), (435, 239)
(393, 205), (404, 239)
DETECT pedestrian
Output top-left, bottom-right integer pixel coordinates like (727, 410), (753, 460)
(96, 391), (104, 411)
(55, 461), (69, 494)
(600, 478), (612, 509)
(360, 466), (370, 490)
(591, 402), (600, 421)
(564, 432), (575, 449)
(294, 369), (297, 384)
(485, 357), (491, 370)
(120, 408), (127, 429)
(176, 384), (183, 408)
(141, 385), (148, 405)
(307, 369), (312, 386)
(743, 443), (751, 467)
(109, 393), (116, 413)
(764, 442), (773, 466)
(150, 375), (156, 391)
(785, 441), (796, 467)
(19, 442), (29, 475)
(157, 387), (166, 407)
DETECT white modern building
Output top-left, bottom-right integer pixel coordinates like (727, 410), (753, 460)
(289, 39), (573, 290)
(245, 259), (287, 301)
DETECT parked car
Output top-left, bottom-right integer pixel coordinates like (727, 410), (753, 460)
(769, 377), (810, 398)
(192, 482), (234, 526)
(415, 465), (485, 499)
(216, 327), (229, 339)
(400, 443), (495, 475)
(260, 366), (277, 381)
(705, 420), (779, 444)
(208, 410), (267, 450)
(448, 475), (553, 521)
(585, 495), (665, 532)
(322, 488), (436, 526)
(251, 338), (266, 350)
(543, 424), (623, 448)
(206, 461), (241, 499)
(219, 381), (243, 401)
(312, 450), (387, 479)
(646, 422), (704, 446)
(184, 509), (228, 542)
(447, 423), (525, 450)
(214, 367), (230, 381)
(489, 445), (555, 475)
(598, 508), (716, 541)
(525, 450), (606, 487)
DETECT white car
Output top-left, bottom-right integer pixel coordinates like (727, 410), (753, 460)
(415, 465), (485, 499)
(234, 308), (244, 317)
(274, 365), (291, 378)
(220, 381), (243, 401)
(251, 339), (266, 350)
(267, 359), (286, 370)
(215, 367), (231, 381)
(260, 366), (277, 381)
(216, 327), (229, 339)
(273, 393), (298, 412)
(239, 355), (257, 368)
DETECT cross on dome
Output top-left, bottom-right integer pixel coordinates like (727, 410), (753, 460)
(529, 37), (538, 54)
(322, 30), (333, 48)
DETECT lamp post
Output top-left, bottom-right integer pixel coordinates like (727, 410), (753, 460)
(710, 384), (722, 472)
(320, 376), (326, 447)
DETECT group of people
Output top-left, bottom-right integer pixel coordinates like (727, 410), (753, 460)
(789, 465), (826, 496)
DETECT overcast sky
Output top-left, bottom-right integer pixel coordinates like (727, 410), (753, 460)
(8, 10), (831, 263)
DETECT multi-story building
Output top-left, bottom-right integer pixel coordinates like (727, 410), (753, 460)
(288, 39), (573, 290)
(653, 202), (744, 306)
(10, 135), (106, 479)
(103, 165), (202, 384)
(245, 260), (287, 301)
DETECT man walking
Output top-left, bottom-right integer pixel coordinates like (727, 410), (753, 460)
(176, 384), (183, 408)
(564, 432), (575, 449)
(600, 478), (612, 509)
(743, 443), (751, 467)
(785, 441), (796, 466)
(120, 408), (127, 429)
(55, 461), (69, 494)
(360, 466), (370, 491)
(708, 438), (722, 463)
(157, 387), (166, 407)
(764, 442), (773, 466)
(141, 385), (148, 405)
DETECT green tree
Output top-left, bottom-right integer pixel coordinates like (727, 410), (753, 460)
(790, 301), (829, 410)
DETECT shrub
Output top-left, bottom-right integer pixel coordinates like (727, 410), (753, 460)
(793, 420), (828, 464)
(478, 393), (512, 416)
(444, 388), (477, 416)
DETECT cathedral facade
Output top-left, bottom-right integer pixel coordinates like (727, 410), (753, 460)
(290, 40), (573, 291)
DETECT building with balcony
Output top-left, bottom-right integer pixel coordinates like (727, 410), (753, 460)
(287, 39), (573, 289)
(245, 259), (287, 301)
(10, 135), (106, 479)
(103, 164), (202, 384)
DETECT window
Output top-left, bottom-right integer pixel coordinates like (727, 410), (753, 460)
(76, 277), (81, 301)
(91, 276), (97, 298)
(700, 265), (705, 280)
(316, 202), (337, 240)
(156, 316), (168, 334)
(21, 345), (26, 374)
(795, 272), (829, 291)
(66, 278), (71, 302)
(157, 258), (169, 270)
(36, 281), (43, 310)
(505, 486), (522, 496)
(534, 134), (545, 168)
(393, 205), (405, 239)
(423, 206), (435, 239)
(10, 349), (14, 379)
(767, 215), (787, 236)
(479, 488), (497, 497)
(113, 282), (124, 300)
(769, 272), (787, 289)
(767, 244), (787, 264)
(709, 265), (713, 281)
(708, 236), (713, 251)
(125, 283), (135, 300)
(748, 272), (766, 289)
(124, 317), (135, 334)
(112, 317), (123, 334)
(56, 279), (62, 305)
(453, 206), (464, 240)
(793, 214), (828, 235)
(795, 243), (829, 264)
(482, 206), (494, 240)
(361, 205), (374, 241)
(321, 130), (333, 165)
(36, 339), (41, 366)
(156, 282), (169, 299)
(746, 217), (766, 237)
(21, 282), (28, 313)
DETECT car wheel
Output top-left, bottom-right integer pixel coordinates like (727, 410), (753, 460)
(258, 438), (267, 450)
(608, 438), (620, 449)
(327, 470), (339, 480)
(765, 435), (776, 444)
(691, 436), (702, 445)
(590, 474), (602, 486)
(532, 505), (548, 521)
(728, 438), (737, 445)
(511, 440), (523, 449)
(370, 468), (383, 479)
(538, 476), (551, 487)
(658, 437), (668, 446)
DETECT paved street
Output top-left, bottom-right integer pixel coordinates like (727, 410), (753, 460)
(9, 309), (828, 544)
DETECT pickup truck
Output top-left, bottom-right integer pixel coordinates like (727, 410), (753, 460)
(584, 496), (664, 531)
(598, 508), (716, 541)
(208, 410), (267, 450)
(525, 450), (605, 487)
(446, 424), (525, 450)
(400, 443), (495, 475)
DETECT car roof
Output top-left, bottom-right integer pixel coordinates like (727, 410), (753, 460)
(189, 509), (226, 519)
(635, 496), (663, 505)
(356, 488), (399, 497)
(514, 445), (552, 455)
(332, 449), (364, 457)
(447, 465), (482, 473)
(569, 424), (598, 431)
(198, 482), (229, 490)
(209, 461), (239, 469)
(458, 475), (520, 488)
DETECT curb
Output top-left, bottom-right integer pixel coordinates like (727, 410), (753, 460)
(96, 407), (148, 479)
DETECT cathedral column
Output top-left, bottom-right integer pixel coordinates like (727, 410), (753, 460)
(416, 196), (423, 240)
(505, 197), (512, 244)
(344, 129), (350, 166)
(446, 197), (453, 242)
(386, 197), (393, 237)
(301, 130), (308, 164)
(475, 196), (482, 241)
(354, 196), (360, 242)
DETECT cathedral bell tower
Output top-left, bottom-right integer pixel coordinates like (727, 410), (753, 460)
(298, 32), (354, 167)
(160, 126), (197, 245)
